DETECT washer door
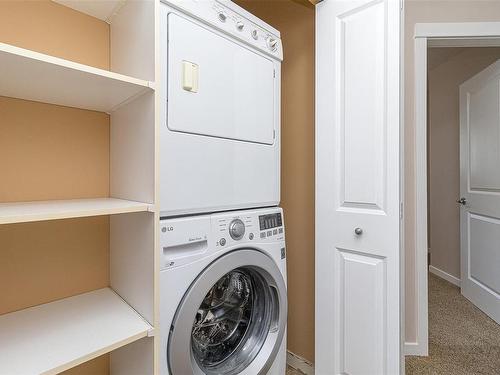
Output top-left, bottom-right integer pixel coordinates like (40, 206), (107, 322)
(168, 249), (287, 375)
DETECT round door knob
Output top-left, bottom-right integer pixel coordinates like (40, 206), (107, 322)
(354, 227), (363, 235)
(456, 197), (467, 205)
(229, 219), (245, 240)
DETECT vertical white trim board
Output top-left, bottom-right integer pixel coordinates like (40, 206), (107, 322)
(413, 33), (430, 358)
(429, 266), (461, 287)
(286, 351), (314, 375)
(413, 21), (500, 359)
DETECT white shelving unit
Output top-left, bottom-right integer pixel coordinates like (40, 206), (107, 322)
(0, 0), (159, 373)
(0, 42), (153, 113)
(0, 198), (153, 224)
(0, 288), (153, 375)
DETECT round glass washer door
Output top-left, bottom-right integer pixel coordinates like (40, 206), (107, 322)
(168, 249), (287, 375)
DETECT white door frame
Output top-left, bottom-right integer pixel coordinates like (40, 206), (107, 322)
(413, 21), (500, 356)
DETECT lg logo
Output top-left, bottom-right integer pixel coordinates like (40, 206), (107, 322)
(162, 226), (174, 233)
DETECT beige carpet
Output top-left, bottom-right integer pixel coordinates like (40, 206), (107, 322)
(406, 273), (500, 374)
(286, 366), (304, 375)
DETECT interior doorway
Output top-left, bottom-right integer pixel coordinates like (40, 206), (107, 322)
(410, 22), (500, 372)
(426, 46), (500, 291)
(410, 45), (500, 373)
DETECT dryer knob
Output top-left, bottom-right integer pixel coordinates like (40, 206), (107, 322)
(229, 219), (245, 240)
(218, 12), (227, 22)
(267, 37), (278, 51)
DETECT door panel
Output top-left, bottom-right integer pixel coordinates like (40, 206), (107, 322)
(460, 60), (500, 325)
(339, 249), (386, 375)
(469, 214), (500, 295)
(167, 13), (275, 145)
(340, 1), (386, 211)
(316, 0), (401, 374)
(469, 78), (500, 190)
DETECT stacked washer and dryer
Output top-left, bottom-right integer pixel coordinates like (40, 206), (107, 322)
(159, 1), (286, 374)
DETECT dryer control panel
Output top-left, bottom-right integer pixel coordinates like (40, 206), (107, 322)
(162, 0), (283, 61)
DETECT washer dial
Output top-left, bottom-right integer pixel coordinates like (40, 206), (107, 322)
(229, 219), (245, 240)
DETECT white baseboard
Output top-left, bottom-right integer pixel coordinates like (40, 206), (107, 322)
(429, 265), (461, 287)
(286, 351), (314, 375)
(404, 341), (427, 356)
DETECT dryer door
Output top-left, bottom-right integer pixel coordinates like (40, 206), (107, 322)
(167, 13), (276, 145)
(168, 249), (287, 375)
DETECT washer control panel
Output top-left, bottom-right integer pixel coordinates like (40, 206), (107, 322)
(213, 208), (284, 248)
(163, 0), (283, 60)
(160, 208), (285, 269)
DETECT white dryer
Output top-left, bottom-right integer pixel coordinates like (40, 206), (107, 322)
(159, 207), (287, 374)
(159, 0), (283, 216)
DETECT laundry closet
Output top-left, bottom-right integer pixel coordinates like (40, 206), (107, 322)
(0, 1), (315, 374)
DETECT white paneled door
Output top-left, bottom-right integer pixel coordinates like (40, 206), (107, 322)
(459, 60), (500, 324)
(316, 0), (402, 374)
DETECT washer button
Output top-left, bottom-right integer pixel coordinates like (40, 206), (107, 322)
(267, 230), (272, 237)
(251, 29), (258, 40)
(260, 232), (266, 239)
(279, 228), (283, 234)
(219, 238), (226, 246)
(249, 233), (254, 240)
(273, 229), (278, 235)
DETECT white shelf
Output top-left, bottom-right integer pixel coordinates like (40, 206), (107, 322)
(0, 42), (153, 113)
(0, 198), (152, 224)
(0, 288), (153, 375)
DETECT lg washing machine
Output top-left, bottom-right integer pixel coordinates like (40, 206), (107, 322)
(159, 207), (287, 374)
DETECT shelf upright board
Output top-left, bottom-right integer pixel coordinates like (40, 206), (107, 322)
(0, 42), (153, 113)
(0, 288), (152, 375)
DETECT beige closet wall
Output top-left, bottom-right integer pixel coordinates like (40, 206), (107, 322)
(0, 2), (110, 373)
(233, 0), (316, 363)
(0, 0), (109, 69)
(405, 0), (500, 343)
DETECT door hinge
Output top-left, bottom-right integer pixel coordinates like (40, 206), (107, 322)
(273, 69), (276, 78)
(400, 202), (403, 220)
